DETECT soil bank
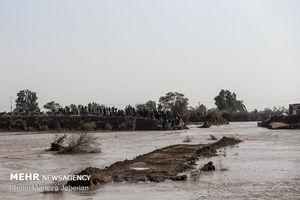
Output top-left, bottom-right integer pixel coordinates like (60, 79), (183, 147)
(67, 137), (241, 188)
(258, 115), (300, 129)
(0, 116), (186, 132)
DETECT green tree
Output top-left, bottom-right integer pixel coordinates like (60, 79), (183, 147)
(204, 108), (223, 121)
(15, 89), (39, 113)
(214, 90), (227, 110)
(145, 100), (156, 110)
(136, 104), (146, 111)
(195, 103), (207, 114)
(44, 101), (61, 113)
(159, 92), (189, 113)
(136, 100), (157, 111)
(214, 89), (246, 112)
(188, 103), (207, 122)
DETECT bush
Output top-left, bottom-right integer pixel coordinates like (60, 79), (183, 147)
(55, 121), (61, 131)
(187, 159), (197, 165)
(15, 119), (27, 131)
(47, 133), (101, 154)
(126, 119), (136, 130)
(232, 111), (250, 121)
(60, 133), (101, 154)
(119, 119), (136, 130)
(221, 111), (232, 121)
(104, 122), (112, 130)
(39, 125), (49, 131)
(83, 121), (96, 131)
(28, 127), (37, 132)
(47, 134), (67, 151)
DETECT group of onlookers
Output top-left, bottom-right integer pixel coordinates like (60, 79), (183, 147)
(0, 105), (183, 128)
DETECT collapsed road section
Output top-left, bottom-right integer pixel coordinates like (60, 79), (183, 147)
(67, 137), (241, 188)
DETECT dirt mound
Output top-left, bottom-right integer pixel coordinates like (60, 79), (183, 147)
(210, 136), (241, 148)
(198, 122), (211, 128)
(258, 115), (300, 129)
(66, 136), (241, 188)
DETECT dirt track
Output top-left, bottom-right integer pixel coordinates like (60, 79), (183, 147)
(67, 137), (241, 188)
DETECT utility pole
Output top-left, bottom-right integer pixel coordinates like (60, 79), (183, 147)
(10, 96), (12, 113)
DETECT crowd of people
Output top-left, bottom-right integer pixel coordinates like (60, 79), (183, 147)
(0, 105), (183, 129)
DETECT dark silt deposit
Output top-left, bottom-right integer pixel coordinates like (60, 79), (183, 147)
(67, 137), (241, 188)
(258, 115), (300, 129)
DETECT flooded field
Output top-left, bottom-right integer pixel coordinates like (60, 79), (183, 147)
(0, 122), (299, 199)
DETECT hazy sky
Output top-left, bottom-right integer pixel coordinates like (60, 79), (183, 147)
(0, 0), (299, 112)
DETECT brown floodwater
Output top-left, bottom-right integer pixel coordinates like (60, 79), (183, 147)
(0, 122), (299, 199)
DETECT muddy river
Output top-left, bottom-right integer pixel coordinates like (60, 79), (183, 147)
(0, 122), (299, 199)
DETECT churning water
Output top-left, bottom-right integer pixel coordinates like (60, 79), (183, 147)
(0, 122), (299, 199)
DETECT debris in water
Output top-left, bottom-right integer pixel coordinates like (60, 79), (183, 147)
(208, 134), (217, 140)
(47, 133), (101, 154)
(183, 136), (192, 143)
(201, 161), (215, 171)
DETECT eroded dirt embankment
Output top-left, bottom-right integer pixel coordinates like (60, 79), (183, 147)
(0, 116), (162, 132)
(258, 115), (300, 129)
(0, 116), (188, 132)
(67, 137), (241, 188)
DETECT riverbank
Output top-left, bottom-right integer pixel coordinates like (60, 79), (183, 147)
(0, 116), (186, 132)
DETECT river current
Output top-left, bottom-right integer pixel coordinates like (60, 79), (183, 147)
(0, 122), (299, 199)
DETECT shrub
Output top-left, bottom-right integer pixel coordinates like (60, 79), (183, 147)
(15, 119), (27, 131)
(55, 121), (61, 131)
(28, 127), (37, 132)
(39, 125), (49, 131)
(60, 133), (101, 154)
(126, 119), (136, 130)
(119, 119), (136, 130)
(104, 122), (112, 130)
(187, 159), (197, 165)
(232, 111), (250, 121)
(47, 134), (67, 151)
(83, 121), (96, 131)
(221, 111), (232, 121)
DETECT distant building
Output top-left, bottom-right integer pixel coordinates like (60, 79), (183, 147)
(289, 103), (300, 115)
